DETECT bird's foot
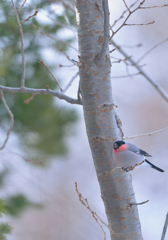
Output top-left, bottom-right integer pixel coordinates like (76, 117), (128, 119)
(122, 166), (133, 172)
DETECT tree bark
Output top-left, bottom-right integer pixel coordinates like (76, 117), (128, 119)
(75, 0), (143, 239)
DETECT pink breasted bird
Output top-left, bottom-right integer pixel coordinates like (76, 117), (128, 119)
(113, 140), (164, 172)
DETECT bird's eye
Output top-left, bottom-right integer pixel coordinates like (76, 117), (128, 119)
(113, 143), (118, 149)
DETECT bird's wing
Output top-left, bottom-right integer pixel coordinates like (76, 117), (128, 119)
(126, 143), (152, 157)
(139, 149), (152, 157)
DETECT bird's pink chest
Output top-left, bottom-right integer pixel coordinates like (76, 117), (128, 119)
(113, 144), (127, 153)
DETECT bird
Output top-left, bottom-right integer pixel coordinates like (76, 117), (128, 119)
(113, 140), (164, 172)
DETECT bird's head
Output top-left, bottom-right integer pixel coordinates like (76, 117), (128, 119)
(113, 140), (126, 150)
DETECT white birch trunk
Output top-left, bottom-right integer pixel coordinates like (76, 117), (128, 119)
(75, 0), (143, 239)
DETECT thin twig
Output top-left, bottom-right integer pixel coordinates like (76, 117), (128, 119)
(111, 0), (140, 29)
(161, 213), (168, 240)
(21, 10), (38, 23)
(124, 126), (168, 140)
(123, 0), (131, 13)
(111, 39), (168, 103)
(11, 0), (25, 89)
(140, 4), (168, 9)
(39, 60), (63, 92)
(120, 43), (142, 48)
(24, 93), (36, 104)
(130, 200), (149, 206)
(31, 24), (78, 52)
(59, 64), (75, 68)
(100, 0), (110, 58)
(0, 91), (14, 150)
(59, 49), (78, 65)
(110, 0), (146, 38)
(0, 85), (82, 105)
(17, 0), (27, 13)
(111, 55), (132, 64)
(125, 20), (155, 26)
(75, 182), (119, 239)
(122, 160), (145, 172)
(111, 73), (140, 78)
(137, 38), (168, 64)
(62, 72), (79, 94)
(0, 151), (44, 165)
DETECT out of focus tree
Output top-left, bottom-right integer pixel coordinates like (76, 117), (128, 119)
(0, 0), (77, 237)
(0, 0), (77, 161)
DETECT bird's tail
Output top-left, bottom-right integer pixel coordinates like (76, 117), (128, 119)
(145, 159), (164, 172)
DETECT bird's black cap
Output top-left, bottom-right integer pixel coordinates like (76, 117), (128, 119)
(113, 140), (125, 149)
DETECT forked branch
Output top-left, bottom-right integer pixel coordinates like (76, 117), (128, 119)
(111, 39), (168, 103)
(39, 60), (63, 92)
(75, 182), (118, 239)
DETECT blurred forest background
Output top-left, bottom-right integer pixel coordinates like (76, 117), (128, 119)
(0, 0), (168, 239)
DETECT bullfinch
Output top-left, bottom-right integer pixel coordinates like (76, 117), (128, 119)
(113, 140), (164, 172)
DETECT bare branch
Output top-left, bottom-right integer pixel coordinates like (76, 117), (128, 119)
(111, 1), (168, 37)
(0, 151), (44, 165)
(31, 24), (78, 52)
(24, 93), (36, 104)
(124, 126), (168, 140)
(75, 182), (119, 239)
(11, 0), (25, 89)
(122, 160), (145, 172)
(137, 38), (168, 64)
(161, 213), (168, 240)
(21, 10), (38, 23)
(0, 91), (14, 150)
(125, 20), (155, 26)
(111, 0), (140, 29)
(123, 0), (131, 13)
(59, 64), (75, 68)
(110, 39), (168, 103)
(111, 73), (140, 78)
(0, 85), (82, 105)
(110, 0), (146, 38)
(61, 0), (75, 12)
(111, 55), (132, 64)
(39, 60), (63, 92)
(17, 0), (27, 13)
(120, 43), (143, 48)
(62, 72), (79, 94)
(140, 4), (168, 9)
(130, 200), (149, 206)
(100, 0), (110, 58)
(59, 49), (78, 64)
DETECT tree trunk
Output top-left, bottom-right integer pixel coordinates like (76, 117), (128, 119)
(75, 0), (143, 239)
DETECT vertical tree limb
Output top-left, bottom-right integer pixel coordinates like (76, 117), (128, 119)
(100, 0), (110, 58)
(161, 213), (168, 240)
(0, 91), (14, 150)
(11, 0), (25, 89)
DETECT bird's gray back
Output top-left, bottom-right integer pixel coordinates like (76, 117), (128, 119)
(126, 143), (140, 154)
(126, 143), (152, 157)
